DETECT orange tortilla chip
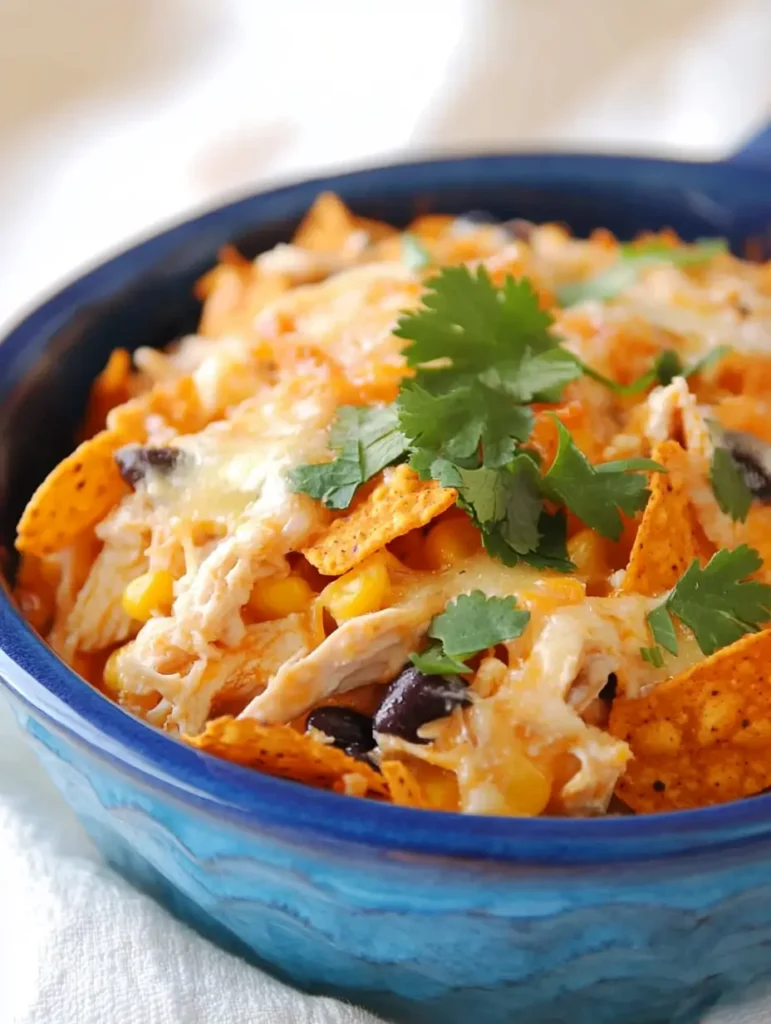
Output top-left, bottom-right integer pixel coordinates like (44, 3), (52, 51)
(292, 192), (395, 251)
(13, 553), (60, 633)
(186, 716), (388, 796)
(16, 430), (129, 557)
(199, 264), (290, 339)
(610, 629), (771, 812)
(619, 440), (703, 597)
(381, 760), (429, 808)
(302, 464), (457, 576)
(292, 192), (358, 251)
(107, 375), (205, 440)
(81, 348), (133, 440)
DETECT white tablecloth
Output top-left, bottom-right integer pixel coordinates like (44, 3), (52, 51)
(1, 2), (770, 1021)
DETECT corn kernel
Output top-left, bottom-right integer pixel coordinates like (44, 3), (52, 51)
(121, 570), (175, 622)
(249, 575), (315, 622)
(102, 648), (123, 696)
(423, 516), (481, 570)
(500, 751), (553, 816)
(321, 556), (391, 622)
(567, 528), (612, 582)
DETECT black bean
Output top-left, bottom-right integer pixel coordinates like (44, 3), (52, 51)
(373, 666), (471, 743)
(599, 673), (618, 703)
(306, 706), (375, 761)
(722, 431), (771, 502)
(114, 445), (186, 489)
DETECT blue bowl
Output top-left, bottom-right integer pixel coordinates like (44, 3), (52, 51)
(3, 136), (771, 1024)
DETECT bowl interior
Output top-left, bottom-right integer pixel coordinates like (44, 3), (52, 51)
(3, 152), (771, 861)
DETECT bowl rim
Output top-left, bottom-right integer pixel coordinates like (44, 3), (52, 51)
(4, 148), (771, 865)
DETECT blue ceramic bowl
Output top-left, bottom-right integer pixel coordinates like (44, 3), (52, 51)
(3, 130), (771, 1024)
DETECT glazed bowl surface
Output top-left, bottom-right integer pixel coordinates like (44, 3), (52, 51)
(3, 137), (771, 1024)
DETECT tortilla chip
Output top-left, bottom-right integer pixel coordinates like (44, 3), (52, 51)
(619, 440), (702, 597)
(199, 264), (290, 339)
(107, 375), (205, 440)
(381, 759), (429, 808)
(16, 430), (130, 557)
(610, 629), (771, 812)
(406, 214), (454, 241)
(13, 553), (60, 633)
(292, 192), (358, 251)
(81, 348), (133, 440)
(186, 716), (388, 796)
(302, 464), (457, 576)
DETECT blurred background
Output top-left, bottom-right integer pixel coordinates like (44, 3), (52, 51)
(0, 0), (769, 336)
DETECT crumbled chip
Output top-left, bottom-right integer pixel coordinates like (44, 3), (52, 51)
(381, 759), (429, 808)
(610, 629), (771, 812)
(16, 430), (130, 557)
(620, 440), (704, 596)
(292, 192), (359, 251)
(186, 716), (388, 796)
(14, 553), (60, 633)
(199, 265), (290, 339)
(81, 348), (133, 440)
(303, 464), (457, 576)
(107, 375), (205, 439)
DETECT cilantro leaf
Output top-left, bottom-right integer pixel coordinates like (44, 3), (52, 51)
(710, 447), (753, 523)
(667, 546), (771, 655)
(541, 419), (663, 540)
(444, 457), (543, 558)
(647, 603), (679, 656)
(640, 646), (665, 668)
(397, 381), (533, 469)
(576, 344), (731, 397)
(558, 238), (728, 306)
(482, 347), (583, 403)
(409, 641), (469, 675)
(395, 267), (555, 379)
(401, 233), (431, 272)
(290, 404), (407, 509)
(428, 590), (531, 658)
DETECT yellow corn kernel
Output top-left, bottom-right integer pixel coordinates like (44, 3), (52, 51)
(102, 646), (124, 698)
(423, 516), (481, 570)
(501, 751), (553, 816)
(321, 555), (391, 623)
(249, 575), (315, 622)
(121, 570), (175, 622)
(567, 528), (612, 582)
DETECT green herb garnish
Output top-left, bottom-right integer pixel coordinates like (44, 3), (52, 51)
(541, 419), (663, 541)
(410, 591), (531, 676)
(557, 238), (728, 307)
(710, 447), (753, 523)
(645, 546), (771, 660)
(289, 404), (406, 509)
(401, 232), (431, 272)
(577, 344), (730, 397)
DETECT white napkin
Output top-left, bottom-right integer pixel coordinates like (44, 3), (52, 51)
(0, 698), (385, 1024)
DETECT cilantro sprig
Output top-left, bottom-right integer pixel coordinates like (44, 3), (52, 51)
(291, 265), (663, 570)
(557, 238), (728, 307)
(578, 344), (730, 397)
(410, 591), (531, 676)
(289, 405), (407, 509)
(542, 419), (663, 541)
(710, 446), (753, 523)
(644, 546), (771, 661)
(401, 233), (431, 272)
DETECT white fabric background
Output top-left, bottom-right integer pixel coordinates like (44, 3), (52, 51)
(0, 1), (770, 1021)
